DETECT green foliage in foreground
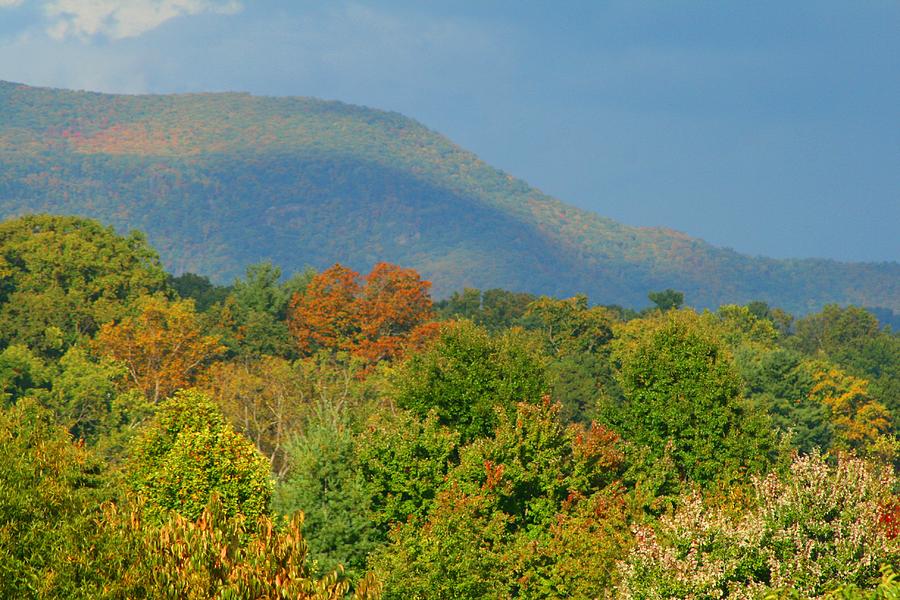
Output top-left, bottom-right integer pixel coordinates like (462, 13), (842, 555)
(0, 213), (896, 598)
(275, 417), (379, 579)
(129, 389), (273, 521)
(824, 566), (900, 600)
(0, 398), (110, 597)
(373, 400), (631, 599)
(0, 397), (376, 599)
(356, 409), (460, 533)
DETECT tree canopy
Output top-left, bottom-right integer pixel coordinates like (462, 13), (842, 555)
(0, 214), (167, 355)
(0, 213), (895, 598)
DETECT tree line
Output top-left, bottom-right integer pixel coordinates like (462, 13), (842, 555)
(0, 214), (897, 598)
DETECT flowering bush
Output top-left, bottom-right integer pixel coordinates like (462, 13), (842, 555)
(620, 452), (899, 598)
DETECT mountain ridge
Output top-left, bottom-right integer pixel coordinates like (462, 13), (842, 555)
(1, 80), (897, 314)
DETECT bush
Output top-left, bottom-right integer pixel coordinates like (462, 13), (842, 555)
(620, 452), (900, 598)
(95, 495), (381, 599)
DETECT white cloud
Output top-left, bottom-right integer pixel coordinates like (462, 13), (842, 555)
(0, 0), (24, 7)
(42, 0), (241, 40)
(0, 30), (151, 92)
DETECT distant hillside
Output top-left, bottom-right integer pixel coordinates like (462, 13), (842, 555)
(0, 80), (897, 314)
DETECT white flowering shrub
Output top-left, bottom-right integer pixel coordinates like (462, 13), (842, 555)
(619, 453), (898, 599)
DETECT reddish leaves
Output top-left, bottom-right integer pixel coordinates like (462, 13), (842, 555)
(288, 264), (361, 355)
(880, 498), (900, 539)
(287, 262), (435, 364)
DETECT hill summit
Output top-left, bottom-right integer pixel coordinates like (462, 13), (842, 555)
(0, 80), (896, 314)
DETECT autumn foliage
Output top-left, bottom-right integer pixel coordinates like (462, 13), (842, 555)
(1, 212), (898, 598)
(288, 263), (435, 363)
(809, 367), (893, 452)
(96, 496), (380, 599)
(288, 264), (361, 354)
(94, 296), (224, 403)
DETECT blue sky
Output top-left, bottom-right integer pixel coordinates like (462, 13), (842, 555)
(1, 1), (897, 262)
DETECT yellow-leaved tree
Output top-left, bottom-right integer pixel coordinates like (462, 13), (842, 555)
(809, 367), (892, 452)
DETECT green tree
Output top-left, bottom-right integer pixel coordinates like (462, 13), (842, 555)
(0, 344), (50, 406)
(605, 310), (774, 484)
(356, 409), (459, 533)
(436, 287), (535, 331)
(437, 287), (483, 322)
(710, 303), (779, 349)
(846, 332), (900, 421)
(0, 214), (167, 356)
(231, 262), (306, 318)
(738, 347), (832, 453)
(793, 304), (881, 356)
(168, 272), (230, 312)
(0, 398), (112, 598)
(373, 400), (629, 599)
(647, 288), (684, 312)
(710, 305), (834, 454)
(129, 389), (272, 521)
(525, 295), (613, 356)
(211, 262), (312, 359)
(480, 289), (536, 329)
(275, 419), (379, 579)
(48, 344), (128, 442)
(392, 320), (548, 441)
(745, 300), (793, 337)
(525, 295), (616, 422)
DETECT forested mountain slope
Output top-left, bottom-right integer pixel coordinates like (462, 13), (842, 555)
(1, 80), (896, 313)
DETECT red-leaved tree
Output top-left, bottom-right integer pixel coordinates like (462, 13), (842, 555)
(288, 262), (435, 364)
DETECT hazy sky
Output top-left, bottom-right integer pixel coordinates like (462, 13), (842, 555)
(1, 1), (897, 262)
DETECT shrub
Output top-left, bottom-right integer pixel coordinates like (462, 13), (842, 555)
(620, 452), (900, 598)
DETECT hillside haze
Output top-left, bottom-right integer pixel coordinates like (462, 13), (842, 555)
(1, 80), (897, 314)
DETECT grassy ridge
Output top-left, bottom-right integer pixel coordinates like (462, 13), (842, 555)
(1, 80), (897, 313)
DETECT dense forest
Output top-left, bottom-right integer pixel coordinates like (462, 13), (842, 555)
(1, 214), (897, 598)
(1, 80), (898, 317)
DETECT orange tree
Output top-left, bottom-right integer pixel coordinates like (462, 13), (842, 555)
(94, 296), (224, 404)
(287, 262), (434, 365)
(288, 264), (362, 354)
(356, 262), (435, 362)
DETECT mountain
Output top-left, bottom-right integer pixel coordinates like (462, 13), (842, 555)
(0, 80), (897, 314)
